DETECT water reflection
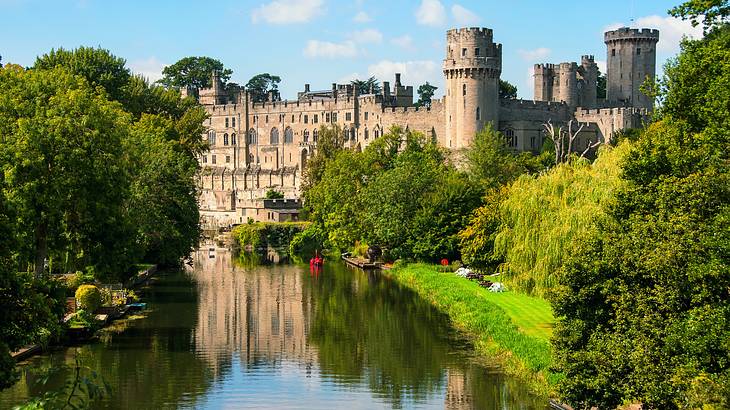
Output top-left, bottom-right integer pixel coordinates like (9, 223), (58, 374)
(0, 245), (546, 409)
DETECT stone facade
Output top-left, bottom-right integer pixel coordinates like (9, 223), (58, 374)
(196, 26), (658, 226)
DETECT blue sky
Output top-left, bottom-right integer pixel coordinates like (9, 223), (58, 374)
(0, 0), (702, 100)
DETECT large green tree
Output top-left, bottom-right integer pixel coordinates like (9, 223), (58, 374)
(415, 82), (438, 108)
(499, 80), (518, 99)
(158, 56), (232, 89)
(246, 73), (281, 103)
(669, 0), (730, 31)
(350, 77), (381, 95)
(552, 22), (730, 409)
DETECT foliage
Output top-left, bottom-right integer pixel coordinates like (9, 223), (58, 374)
(75, 285), (102, 313)
(596, 70), (607, 99)
(552, 23), (730, 409)
(301, 125), (346, 198)
(350, 76), (381, 95)
(265, 189), (284, 199)
(492, 143), (628, 297)
(232, 222), (310, 251)
(158, 56), (232, 89)
(499, 80), (518, 99)
(415, 82), (438, 108)
(245, 73), (281, 103)
(458, 188), (506, 270)
(669, 0), (730, 31)
(289, 223), (325, 257)
(387, 264), (558, 395)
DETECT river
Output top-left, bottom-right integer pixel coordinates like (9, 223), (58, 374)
(0, 246), (547, 409)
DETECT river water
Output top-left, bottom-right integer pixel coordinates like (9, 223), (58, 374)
(0, 247), (547, 409)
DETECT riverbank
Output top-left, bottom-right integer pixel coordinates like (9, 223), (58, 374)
(384, 263), (560, 397)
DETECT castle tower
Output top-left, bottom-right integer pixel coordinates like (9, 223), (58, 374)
(558, 62), (579, 108)
(443, 28), (502, 148)
(604, 27), (659, 110)
(533, 63), (554, 102)
(578, 55), (598, 109)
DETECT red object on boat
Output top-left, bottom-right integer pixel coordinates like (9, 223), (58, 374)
(310, 256), (324, 267)
(440, 258), (449, 266)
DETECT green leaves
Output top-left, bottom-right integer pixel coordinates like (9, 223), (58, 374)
(158, 56), (232, 89)
(245, 73), (281, 103)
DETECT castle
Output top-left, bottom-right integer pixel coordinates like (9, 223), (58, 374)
(196, 26), (659, 227)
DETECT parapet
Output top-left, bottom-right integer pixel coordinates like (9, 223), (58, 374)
(446, 27), (494, 42)
(581, 55), (595, 64)
(604, 27), (659, 43)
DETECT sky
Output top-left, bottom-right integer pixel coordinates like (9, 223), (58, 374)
(0, 0), (703, 100)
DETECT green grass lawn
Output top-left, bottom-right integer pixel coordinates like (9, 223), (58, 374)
(386, 263), (559, 396)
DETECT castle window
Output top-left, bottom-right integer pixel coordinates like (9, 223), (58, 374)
(462, 48), (467, 57)
(326, 113), (330, 122)
(202, 155), (207, 164)
(612, 49), (616, 56)
(207, 131), (216, 145)
(505, 129), (516, 148)
(304, 115), (309, 124)
(232, 117), (236, 128)
(475, 48), (480, 56)
(253, 116), (257, 124)
(365, 112), (369, 121)
(226, 155), (231, 163)
(313, 129), (319, 142)
(476, 107), (480, 120)
(530, 136), (536, 149)
(637, 48), (641, 55)
(270, 127), (279, 144)
(314, 114), (318, 123)
(292, 115), (295, 122)
(332, 112), (338, 122)
(304, 130), (310, 142)
(265, 115), (269, 123)
(212, 155), (217, 164)
(364, 128), (369, 140)
(225, 118), (229, 128)
(223, 133), (229, 146)
(463, 84), (467, 96)
(247, 128), (257, 144)
(284, 127), (293, 144)
(346, 112), (352, 121)
(350, 128), (356, 141)
(231, 133), (236, 145)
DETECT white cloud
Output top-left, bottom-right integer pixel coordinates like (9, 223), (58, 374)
(391, 35), (415, 51)
(596, 60), (607, 74)
(349, 28), (383, 44)
(337, 72), (361, 83)
(415, 0), (445, 27)
(368, 60), (439, 88)
(517, 47), (551, 61)
(353, 11), (372, 23)
(451, 4), (480, 26)
(252, 0), (324, 24)
(303, 40), (358, 58)
(129, 57), (166, 83)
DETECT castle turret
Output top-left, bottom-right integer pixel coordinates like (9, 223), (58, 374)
(604, 27), (659, 110)
(578, 55), (598, 109)
(443, 27), (502, 148)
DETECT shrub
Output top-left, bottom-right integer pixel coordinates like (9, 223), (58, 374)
(75, 285), (102, 313)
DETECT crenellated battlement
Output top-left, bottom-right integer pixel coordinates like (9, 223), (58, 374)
(604, 27), (659, 42)
(446, 27), (494, 41)
(501, 98), (568, 111)
(581, 55), (595, 64)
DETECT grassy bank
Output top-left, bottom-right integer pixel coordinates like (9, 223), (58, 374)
(385, 263), (559, 396)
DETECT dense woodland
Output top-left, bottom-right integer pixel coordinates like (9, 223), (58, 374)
(298, 1), (730, 407)
(0, 49), (205, 389)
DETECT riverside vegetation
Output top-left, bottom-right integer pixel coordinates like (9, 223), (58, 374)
(0, 47), (205, 395)
(293, 2), (730, 407)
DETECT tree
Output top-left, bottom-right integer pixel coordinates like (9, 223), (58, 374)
(158, 56), (232, 89)
(499, 80), (518, 99)
(543, 119), (602, 164)
(669, 0), (730, 32)
(552, 23), (730, 409)
(597, 71), (607, 99)
(415, 82), (438, 108)
(351, 77), (381, 95)
(463, 124), (528, 190)
(34, 47), (131, 102)
(246, 73), (281, 103)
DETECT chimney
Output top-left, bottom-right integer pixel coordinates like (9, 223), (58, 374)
(304, 84), (310, 93)
(395, 73), (401, 86)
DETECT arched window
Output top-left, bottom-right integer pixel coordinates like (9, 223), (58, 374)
(476, 107), (480, 121)
(284, 127), (293, 144)
(374, 126), (380, 139)
(270, 128), (279, 144)
(350, 128), (356, 141)
(247, 128), (257, 144)
(463, 84), (467, 96)
(223, 133), (229, 146)
(313, 129), (319, 143)
(207, 130), (216, 145)
(303, 130), (310, 142)
(231, 133), (237, 145)
(364, 128), (369, 140)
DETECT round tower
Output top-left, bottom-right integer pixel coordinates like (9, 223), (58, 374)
(443, 28), (502, 149)
(604, 27), (659, 110)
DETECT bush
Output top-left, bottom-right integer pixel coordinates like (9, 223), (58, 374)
(289, 223), (324, 257)
(75, 285), (102, 313)
(352, 240), (369, 258)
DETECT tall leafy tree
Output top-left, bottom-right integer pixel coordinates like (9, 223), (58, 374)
(415, 82), (438, 108)
(669, 0), (730, 31)
(246, 73), (281, 103)
(158, 56), (232, 89)
(350, 77), (381, 95)
(499, 80), (518, 99)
